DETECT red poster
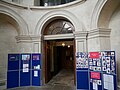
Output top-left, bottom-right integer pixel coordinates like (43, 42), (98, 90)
(91, 72), (100, 79)
(89, 52), (100, 58)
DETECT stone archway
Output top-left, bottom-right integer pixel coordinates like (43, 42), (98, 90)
(41, 18), (76, 85)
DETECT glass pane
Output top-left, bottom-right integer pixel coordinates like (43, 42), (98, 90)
(37, 0), (75, 6)
(45, 20), (74, 35)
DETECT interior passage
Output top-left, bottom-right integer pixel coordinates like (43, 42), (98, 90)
(47, 69), (75, 86)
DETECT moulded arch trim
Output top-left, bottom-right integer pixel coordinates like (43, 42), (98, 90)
(90, 0), (107, 29)
(0, 5), (29, 35)
(98, 0), (120, 28)
(90, 0), (120, 29)
(35, 10), (85, 35)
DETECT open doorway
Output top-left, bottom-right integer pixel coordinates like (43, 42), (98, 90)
(44, 39), (75, 85)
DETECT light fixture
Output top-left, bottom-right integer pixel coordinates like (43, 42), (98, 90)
(62, 43), (65, 47)
(68, 45), (70, 48)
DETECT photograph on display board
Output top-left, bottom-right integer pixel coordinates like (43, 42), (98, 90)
(33, 55), (40, 60)
(76, 52), (88, 69)
(22, 55), (30, 60)
(23, 64), (29, 72)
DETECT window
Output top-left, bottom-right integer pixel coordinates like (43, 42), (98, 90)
(34, 0), (75, 6)
(44, 20), (74, 35)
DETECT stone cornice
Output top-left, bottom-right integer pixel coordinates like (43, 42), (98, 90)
(74, 31), (88, 40)
(16, 35), (41, 43)
(88, 28), (111, 39)
(44, 33), (74, 40)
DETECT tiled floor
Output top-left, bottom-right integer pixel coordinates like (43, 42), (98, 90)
(6, 69), (76, 90)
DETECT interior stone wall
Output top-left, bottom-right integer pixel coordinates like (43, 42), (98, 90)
(109, 6), (120, 85)
(0, 19), (18, 81)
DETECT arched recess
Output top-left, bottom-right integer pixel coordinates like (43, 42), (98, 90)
(35, 10), (85, 35)
(0, 5), (29, 35)
(98, 0), (120, 28)
(0, 13), (20, 84)
(109, 4), (120, 85)
(90, 0), (120, 29)
(0, 5), (29, 85)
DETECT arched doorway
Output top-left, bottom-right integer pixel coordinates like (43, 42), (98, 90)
(43, 19), (76, 85)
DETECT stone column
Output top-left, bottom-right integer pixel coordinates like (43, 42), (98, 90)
(88, 28), (111, 52)
(74, 31), (88, 53)
(16, 35), (41, 53)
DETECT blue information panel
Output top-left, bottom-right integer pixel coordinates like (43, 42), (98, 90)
(76, 71), (89, 89)
(76, 52), (89, 90)
(8, 54), (19, 70)
(7, 54), (20, 89)
(20, 70), (31, 86)
(101, 51), (117, 90)
(76, 51), (117, 90)
(89, 51), (117, 90)
(32, 54), (41, 86)
(89, 52), (103, 90)
(7, 53), (42, 89)
(20, 54), (31, 86)
(32, 70), (41, 86)
(7, 71), (19, 88)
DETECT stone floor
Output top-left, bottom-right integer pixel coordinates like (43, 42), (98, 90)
(5, 69), (76, 90)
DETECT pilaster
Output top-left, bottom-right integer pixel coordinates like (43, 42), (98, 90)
(88, 28), (111, 51)
(16, 35), (42, 53)
(74, 31), (88, 52)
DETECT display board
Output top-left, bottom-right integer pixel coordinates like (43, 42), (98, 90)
(89, 51), (117, 90)
(76, 51), (117, 90)
(89, 52), (103, 90)
(7, 54), (20, 88)
(7, 53), (41, 89)
(20, 54), (31, 86)
(76, 52), (89, 89)
(101, 51), (117, 90)
(32, 53), (41, 86)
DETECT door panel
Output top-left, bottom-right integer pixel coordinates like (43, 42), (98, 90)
(45, 41), (52, 83)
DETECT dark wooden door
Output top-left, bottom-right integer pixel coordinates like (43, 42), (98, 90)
(45, 41), (52, 83)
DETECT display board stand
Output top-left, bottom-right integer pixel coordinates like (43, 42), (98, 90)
(76, 52), (89, 89)
(7, 53), (41, 89)
(76, 51), (117, 90)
